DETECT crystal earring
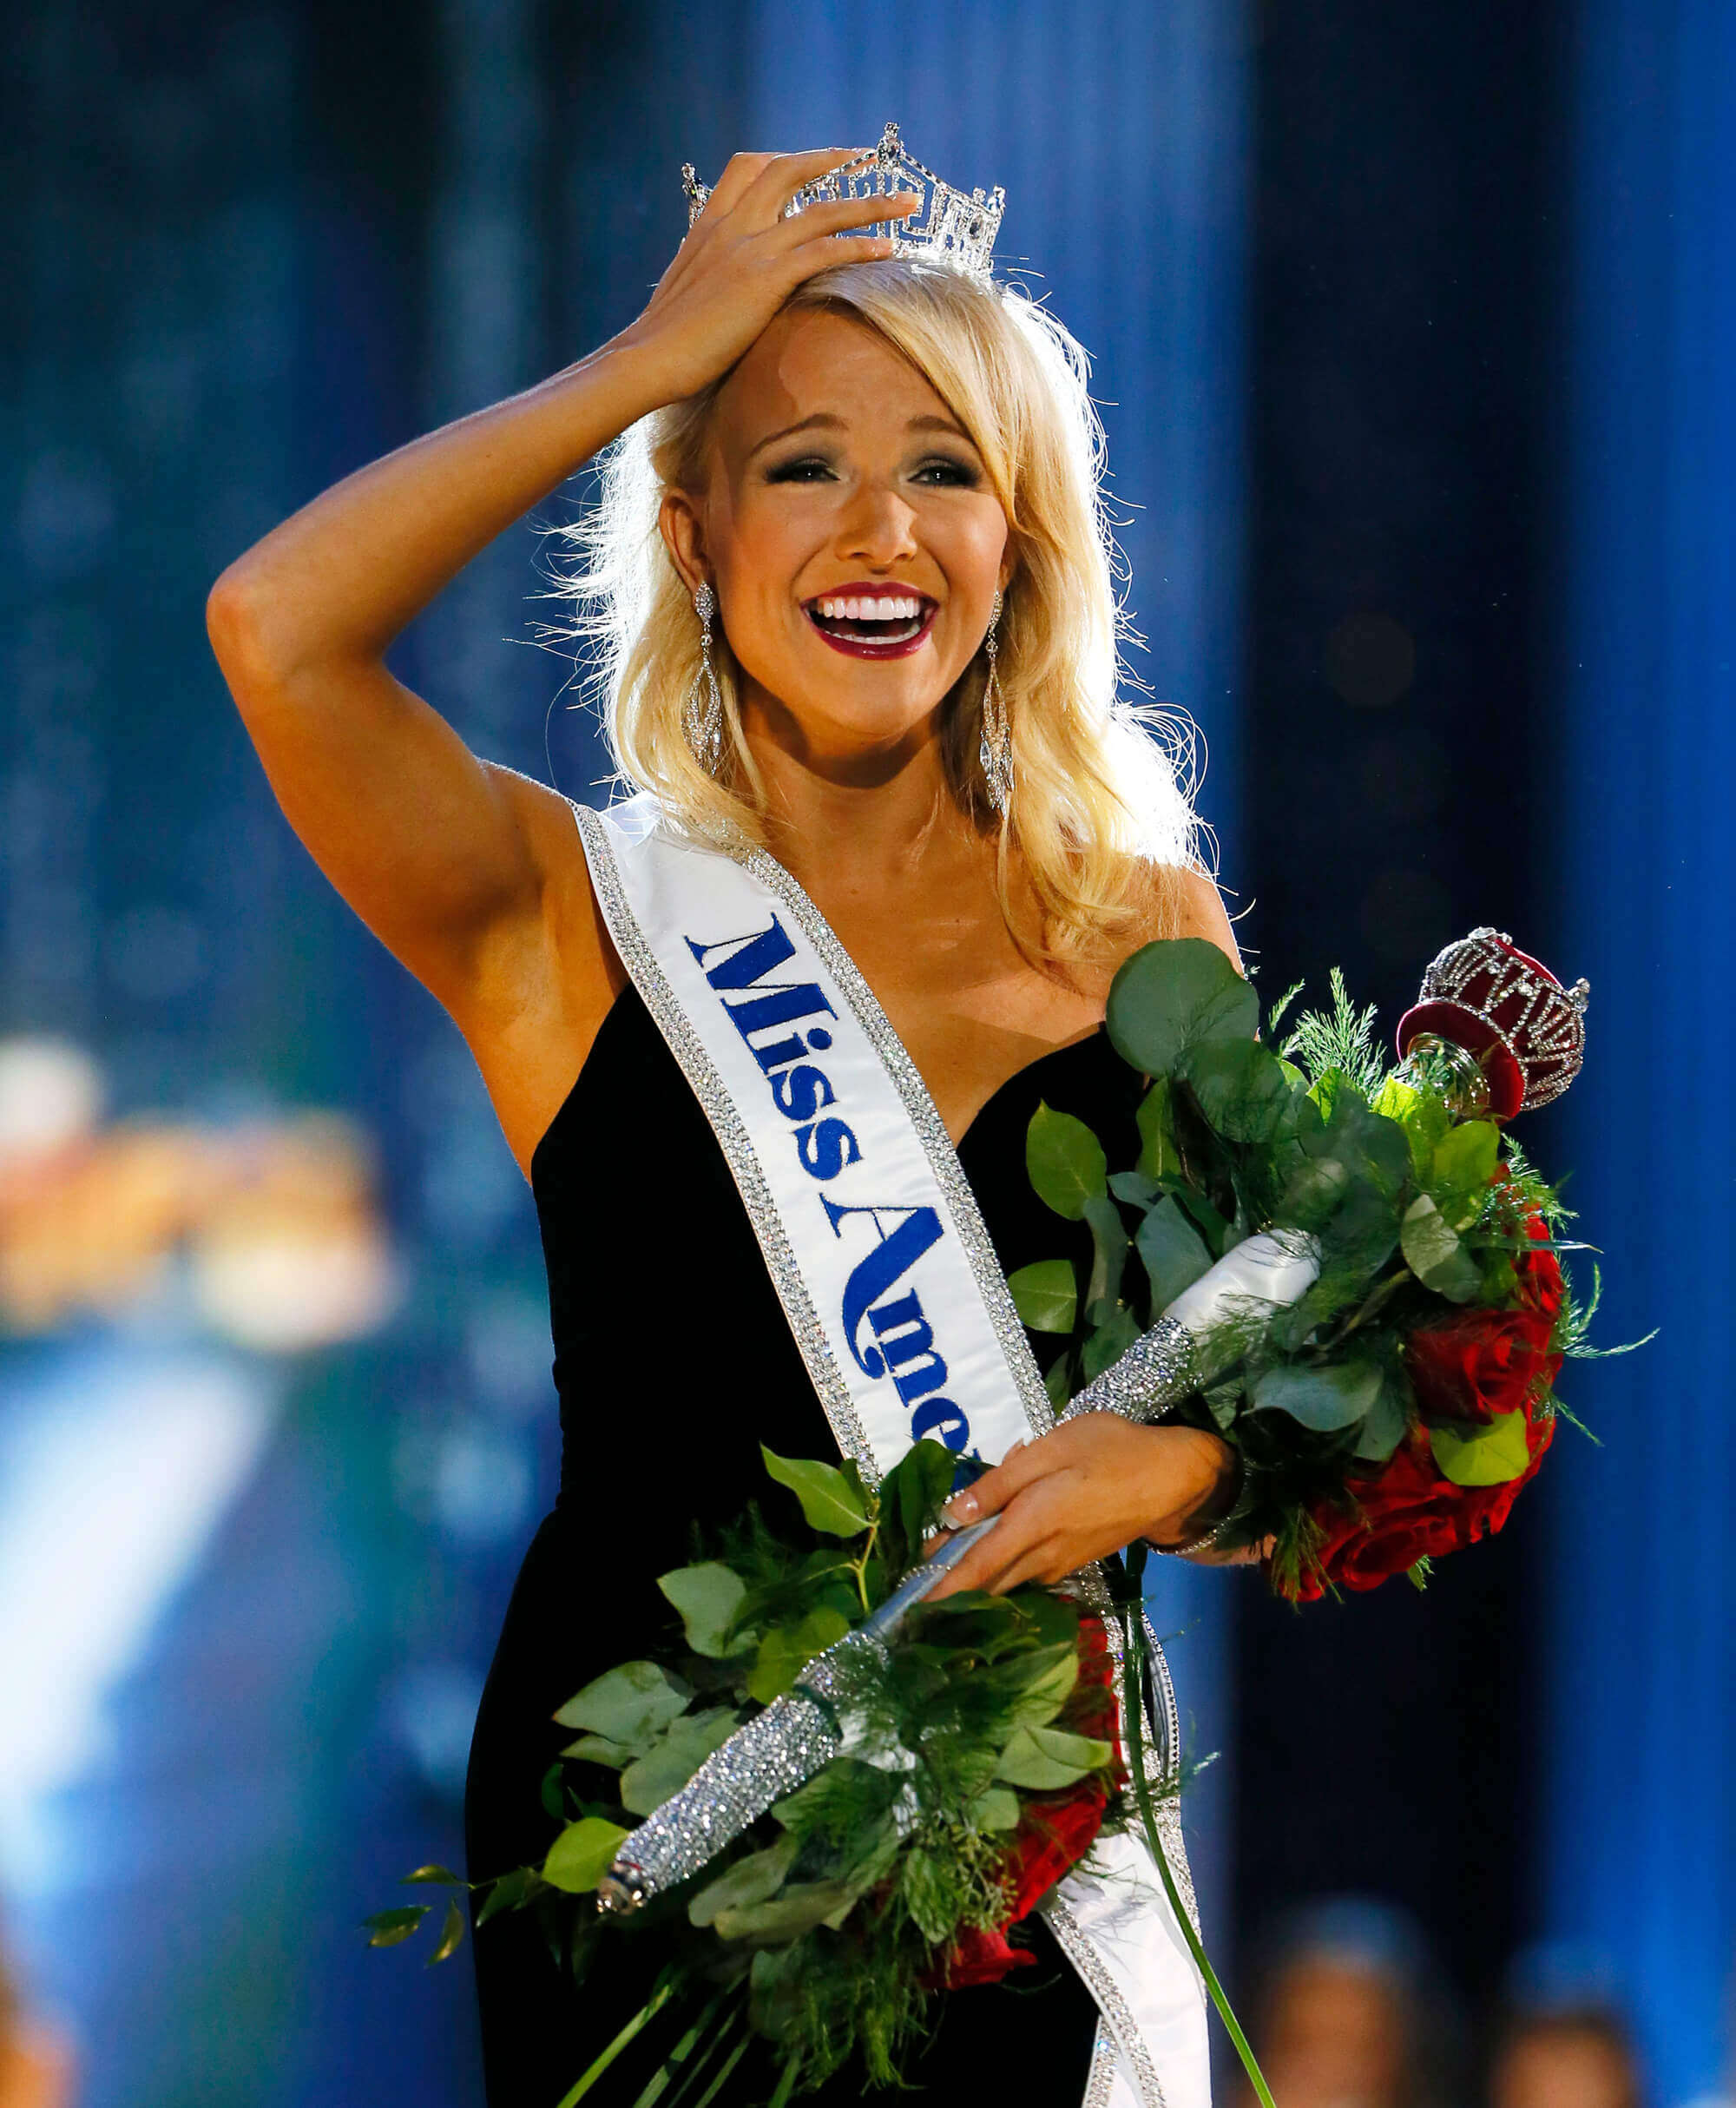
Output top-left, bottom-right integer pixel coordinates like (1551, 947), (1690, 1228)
(685, 581), (725, 772)
(978, 589), (1013, 816)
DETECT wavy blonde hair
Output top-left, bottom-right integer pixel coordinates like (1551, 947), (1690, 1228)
(552, 257), (1206, 960)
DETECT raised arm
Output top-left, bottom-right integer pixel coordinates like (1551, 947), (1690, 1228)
(205, 149), (913, 1172)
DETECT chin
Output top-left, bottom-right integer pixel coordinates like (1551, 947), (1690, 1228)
(756, 649), (957, 756)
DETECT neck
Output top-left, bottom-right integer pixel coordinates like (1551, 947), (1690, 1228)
(741, 707), (988, 907)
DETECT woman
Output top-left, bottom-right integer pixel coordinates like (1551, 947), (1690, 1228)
(208, 143), (1240, 2105)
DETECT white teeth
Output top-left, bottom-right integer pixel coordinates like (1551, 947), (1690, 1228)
(811, 595), (928, 623)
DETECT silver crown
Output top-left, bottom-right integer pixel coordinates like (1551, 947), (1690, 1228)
(681, 122), (1005, 287)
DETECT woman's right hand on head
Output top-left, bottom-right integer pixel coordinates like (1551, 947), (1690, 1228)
(615, 148), (917, 405)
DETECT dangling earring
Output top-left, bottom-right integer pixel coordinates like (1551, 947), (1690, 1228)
(685, 581), (725, 771)
(978, 588), (1013, 816)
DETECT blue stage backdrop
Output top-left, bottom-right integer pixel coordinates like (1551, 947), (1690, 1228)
(1545, 0), (1736, 2098)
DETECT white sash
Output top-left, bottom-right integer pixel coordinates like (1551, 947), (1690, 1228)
(572, 794), (1211, 2108)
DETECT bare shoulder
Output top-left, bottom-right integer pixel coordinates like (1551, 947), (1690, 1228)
(450, 763), (628, 1179)
(475, 762), (625, 1023)
(1123, 859), (1243, 969)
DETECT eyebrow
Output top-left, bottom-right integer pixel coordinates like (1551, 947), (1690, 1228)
(746, 411), (976, 460)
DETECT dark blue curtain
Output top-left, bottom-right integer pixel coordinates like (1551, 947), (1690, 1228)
(1544, 1), (1736, 2097)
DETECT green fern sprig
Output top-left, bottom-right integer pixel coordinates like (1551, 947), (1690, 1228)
(1280, 969), (1389, 1098)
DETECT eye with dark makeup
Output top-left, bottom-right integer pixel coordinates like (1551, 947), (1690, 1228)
(762, 454), (837, 484)
(762, 451), (982, 489)
(911, 454), (981, 488)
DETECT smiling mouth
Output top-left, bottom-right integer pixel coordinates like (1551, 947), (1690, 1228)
(804, 590), (938, 659)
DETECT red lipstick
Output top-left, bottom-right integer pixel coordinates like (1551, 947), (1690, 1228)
(803, 582), (938, 661)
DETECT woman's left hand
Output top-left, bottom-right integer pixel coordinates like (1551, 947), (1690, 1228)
(923, 1416), (1243, 1600)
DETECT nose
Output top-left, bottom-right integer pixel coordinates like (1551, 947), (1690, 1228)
(837, 480), (919, 569)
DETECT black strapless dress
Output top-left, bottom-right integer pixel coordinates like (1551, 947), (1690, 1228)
(465, 984), (1147, 2106)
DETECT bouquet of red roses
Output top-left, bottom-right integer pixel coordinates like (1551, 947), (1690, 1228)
(1011, 927), (1637, 1600)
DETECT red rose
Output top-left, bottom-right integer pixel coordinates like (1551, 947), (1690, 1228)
(940, 1920), (1038, 1987)
(1406, 1218), (1564, 1425)
(1294, 1408), (1555, 1601)
(936, 1615), (1121, 1988)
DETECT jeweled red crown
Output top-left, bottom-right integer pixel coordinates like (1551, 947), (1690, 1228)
(1396, 927), (1589, 1119)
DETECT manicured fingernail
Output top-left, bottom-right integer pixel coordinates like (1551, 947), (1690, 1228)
(942, 1490), (982, 1528)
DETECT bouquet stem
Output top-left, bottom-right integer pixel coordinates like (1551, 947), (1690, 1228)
(1117, 1546), (1276, 2108)
(556, 1970), (680, 2106)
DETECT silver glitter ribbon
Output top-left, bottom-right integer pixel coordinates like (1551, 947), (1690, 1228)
(1059, 1229), (1325, 1426)
(1057, 1314), (1194, 1425)
(597, 1646), (868, 1912)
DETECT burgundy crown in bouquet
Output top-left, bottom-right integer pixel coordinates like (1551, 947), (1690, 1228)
(1296, 932), (1588, 1599)
(1396, 926), (1590, 1120)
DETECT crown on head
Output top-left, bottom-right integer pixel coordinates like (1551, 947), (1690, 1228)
(1396, 927), (1590, 1119)
(681, 122), (1006, 287)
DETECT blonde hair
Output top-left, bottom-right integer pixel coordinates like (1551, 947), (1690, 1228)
(552, 257), (1206, 960)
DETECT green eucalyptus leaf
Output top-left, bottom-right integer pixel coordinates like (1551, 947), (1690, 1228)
(689, 1835), (801, 1927)
(1135, 1079), (1180, 1178)
(364, 1906), (431, 1947)
(1043, 1354), (1075, 1410)
(1373, 1072), (1453, 1179)
(1250, 1360), (1384, 1431)
(1109, 1169), (1162, 1207)
(620, 1707), (740, 1816)
(1320, 1178), (1405, 1279)
(552, 1660), (689, 1747)
(1107, 938), (1260, 1077)
(403, 1864), (462, 1886)
(713, 1881), (859, 1946)
(994, 1723), (1115, 1790)
(970, 1787), (1023, 1833)
(1174, 1186), (1235, 1259)
(1137, 1196), (1213, 1314)
(1026, 1103), (1108, 1221)
(1277, 1153), (1351, 1229)
(995, 1641), (1081, 1729)
(1430, 1409), (1533, 1486)
(746, 1605), (851, 1705)
(1082, 1193), (1129, 1316)
(1430, 1119), (1502, 1227)
(1008, 1258), (1078, 1334)
(657, 1562), (751, 1658)
(542, 1815), (631, 1894)
(1325, 1092), (1414, 1196)
(1400, 1194), (1483, 1303)
(1353, 1376), (1410, 1462)
(1082, 1306), (1141, 1380)
(560, 1731), (632, 1769)
(760, 1446), (871, 1537)
(428, 1897), (467, 1966)
(1184, 1038), (1294, 1143)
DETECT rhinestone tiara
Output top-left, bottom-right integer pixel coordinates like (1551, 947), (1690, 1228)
(681, 122), (1006, 287)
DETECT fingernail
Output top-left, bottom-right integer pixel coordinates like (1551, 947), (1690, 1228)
(942, 1489), (982, 1528)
